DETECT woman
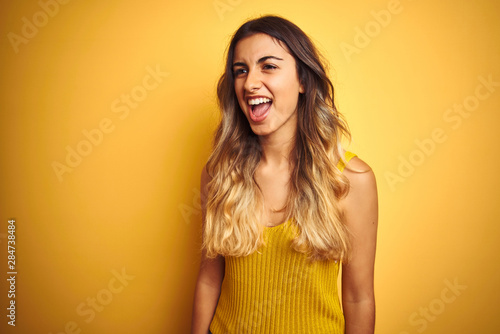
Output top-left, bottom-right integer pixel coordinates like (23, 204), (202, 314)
(191, 15), (378, 334)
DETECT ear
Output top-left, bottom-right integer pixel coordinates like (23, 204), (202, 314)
(299, 82), (305, 94)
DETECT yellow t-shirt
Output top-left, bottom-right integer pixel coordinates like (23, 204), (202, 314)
(209, 151), (357, 334)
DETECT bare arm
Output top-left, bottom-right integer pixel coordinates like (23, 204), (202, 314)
(339, 157), (378, 334)
(191, 165), (225, 334)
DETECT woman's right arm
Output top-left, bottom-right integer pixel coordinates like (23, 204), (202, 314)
(191, 165), (225, 334)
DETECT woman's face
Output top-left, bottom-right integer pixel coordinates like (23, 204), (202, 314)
(232, 33), (304, 138)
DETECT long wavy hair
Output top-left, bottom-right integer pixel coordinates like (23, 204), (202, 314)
(203, 15), (354, 262)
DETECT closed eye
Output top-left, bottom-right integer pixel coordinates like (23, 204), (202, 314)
(263, 64), (277, 70)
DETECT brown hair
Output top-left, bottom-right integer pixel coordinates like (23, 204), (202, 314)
(204, 15), (353, 262)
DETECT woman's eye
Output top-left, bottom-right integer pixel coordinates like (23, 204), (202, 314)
(233, 68), (247, 76)
(263, 64), (277, 70)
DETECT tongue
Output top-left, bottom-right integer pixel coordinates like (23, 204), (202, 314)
(252, 102), (271, 117)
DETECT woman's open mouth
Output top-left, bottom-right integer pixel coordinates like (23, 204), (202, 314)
(248, 97), (272, 122)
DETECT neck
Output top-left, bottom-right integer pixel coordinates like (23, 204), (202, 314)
(258, 130), (296, 169)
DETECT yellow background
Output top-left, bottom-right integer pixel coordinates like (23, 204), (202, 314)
(1, 0), (499, 333)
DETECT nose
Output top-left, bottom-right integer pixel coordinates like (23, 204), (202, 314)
(243, 69), (261, 92)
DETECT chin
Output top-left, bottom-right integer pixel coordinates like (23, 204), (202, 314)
(249, 125), (273, 137)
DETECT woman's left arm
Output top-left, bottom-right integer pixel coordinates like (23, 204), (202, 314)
(340, 157), (379, 334)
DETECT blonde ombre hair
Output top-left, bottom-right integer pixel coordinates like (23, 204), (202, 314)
(203, 15), (354, 262)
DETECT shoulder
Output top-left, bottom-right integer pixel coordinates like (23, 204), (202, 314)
(339, 155), (378, 213)
(341, 151), (375, 186)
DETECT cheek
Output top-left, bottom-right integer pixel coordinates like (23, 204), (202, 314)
(236, 96), (247, 114)
(282, 80), (302, 107)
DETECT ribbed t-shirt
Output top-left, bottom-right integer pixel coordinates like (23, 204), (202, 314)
(209, 151), (357, 334)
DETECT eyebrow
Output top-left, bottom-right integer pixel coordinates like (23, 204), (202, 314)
(232, 55), (284, 69)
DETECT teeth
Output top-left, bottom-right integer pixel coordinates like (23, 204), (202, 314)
(248, 98), (271, 106)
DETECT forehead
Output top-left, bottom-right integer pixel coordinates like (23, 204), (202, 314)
(233, 33), (292, 61)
